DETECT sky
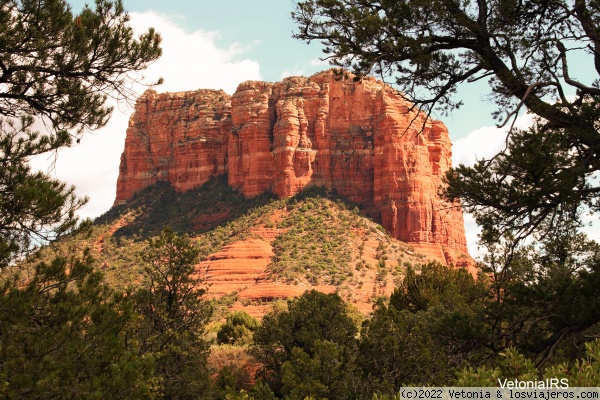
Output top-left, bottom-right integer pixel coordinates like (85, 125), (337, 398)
(31, 0), (597, 258)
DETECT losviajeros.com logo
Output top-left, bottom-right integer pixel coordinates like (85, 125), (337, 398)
(498, 378), (569, 389)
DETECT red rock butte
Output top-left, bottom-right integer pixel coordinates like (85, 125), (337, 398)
(115, 70), (471, 267)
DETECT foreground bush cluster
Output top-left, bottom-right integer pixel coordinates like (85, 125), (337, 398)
(2, 228), (600, 399)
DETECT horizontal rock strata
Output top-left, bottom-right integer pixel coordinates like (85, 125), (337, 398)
(115, 70), (470, 266)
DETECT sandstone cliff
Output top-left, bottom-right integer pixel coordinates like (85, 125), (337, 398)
(115, 70), (470, 266)
(115, 89), (231, 201)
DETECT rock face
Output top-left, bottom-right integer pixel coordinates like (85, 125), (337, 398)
(115, 89), (231, 203)
(116, 70), (470, 264)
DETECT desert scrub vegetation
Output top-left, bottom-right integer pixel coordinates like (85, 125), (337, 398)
(95, 175), (277, 239)
(94, 176), (288, 259)
(7, 221), (148, 291)
(269, 192), (358, 285)
(195, 197), (286, 257)
(265, 187), (427, 287)
(27, 179), (426, 298)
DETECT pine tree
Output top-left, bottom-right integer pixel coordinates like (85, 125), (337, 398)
(0, 252), (155, 399)
(0, 0), (162, 267)
(251, 290), (360, 399)
(134, 228), (213, 399)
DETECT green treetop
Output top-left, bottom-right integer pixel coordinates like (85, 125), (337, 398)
(0, 0), (162, 267)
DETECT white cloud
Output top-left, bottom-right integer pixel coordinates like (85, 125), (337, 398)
(280, 68), (305, 79)
(452, 112), (600, 259)
(452, 112), (535, 167)
(128, 11), (261, 94)
(463, 216), (481, 259)
(30, 11), (262, 220)
(451, 113), (536, 259)
(280, 57), (328, 79)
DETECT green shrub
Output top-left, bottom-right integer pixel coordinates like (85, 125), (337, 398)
(217, 311), (260, 346)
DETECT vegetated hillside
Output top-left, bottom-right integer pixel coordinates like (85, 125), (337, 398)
(48, 175), (446, 317)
